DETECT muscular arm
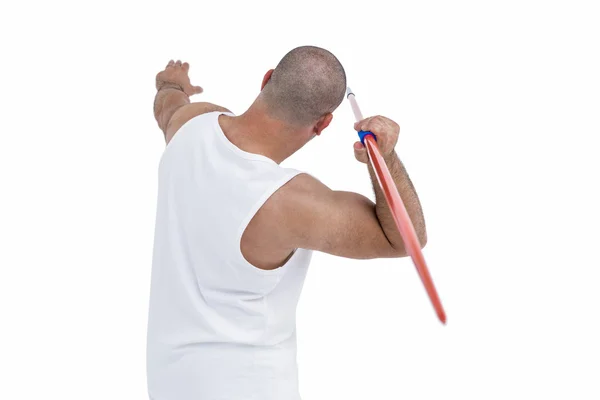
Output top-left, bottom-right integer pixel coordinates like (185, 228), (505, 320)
(275, 115), (426, 260)
(276, 174), (406, 259)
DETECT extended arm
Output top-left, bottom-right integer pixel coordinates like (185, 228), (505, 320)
(153, 82), (191, 134)
(153, 60), (230, 143)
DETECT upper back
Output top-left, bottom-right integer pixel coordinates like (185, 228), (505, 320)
(155, 110), (310, 285)
(150, 110), (313, 339)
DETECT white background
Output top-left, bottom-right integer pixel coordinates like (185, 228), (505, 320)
(1, 0), (599, 399)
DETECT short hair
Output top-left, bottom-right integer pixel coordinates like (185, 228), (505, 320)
(260, 46), (347, 126)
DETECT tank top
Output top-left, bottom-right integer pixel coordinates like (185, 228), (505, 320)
(146, 111), (313, 400)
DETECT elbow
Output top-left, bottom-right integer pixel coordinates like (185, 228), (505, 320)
(393, 232), (427, 258)
(416, 225), (428, 249)
(419, 232), (428, 249)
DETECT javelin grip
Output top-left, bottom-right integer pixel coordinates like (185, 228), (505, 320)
(358, 130), (376, 145)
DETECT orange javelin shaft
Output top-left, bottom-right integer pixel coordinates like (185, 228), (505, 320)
(347, 88), (446, 324)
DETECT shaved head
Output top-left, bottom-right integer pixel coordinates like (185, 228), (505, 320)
(260, 46), (346, 126)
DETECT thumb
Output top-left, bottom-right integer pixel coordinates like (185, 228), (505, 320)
(353, 141), (368, 164)
(193, 85), (203, 95)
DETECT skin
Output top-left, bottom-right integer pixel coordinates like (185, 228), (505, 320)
(154, 60), (427, 270)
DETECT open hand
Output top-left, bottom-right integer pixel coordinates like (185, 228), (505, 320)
(353, 116), (400, 163)
(156, 60), (203, 97)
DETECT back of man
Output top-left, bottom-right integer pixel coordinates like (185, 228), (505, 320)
(147, 110), (313, 400)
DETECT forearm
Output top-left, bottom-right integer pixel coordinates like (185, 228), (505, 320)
(368, 150), (427, 251)
(153, 84), (190, 134)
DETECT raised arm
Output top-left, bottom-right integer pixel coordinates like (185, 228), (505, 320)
(353, 116), (427, 251)
(274, 115), (426, 259)
(153, 60), (230, 143)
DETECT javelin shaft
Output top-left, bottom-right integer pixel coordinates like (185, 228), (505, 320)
(347, 89), (364, 121)
(346, 88), (446, 324)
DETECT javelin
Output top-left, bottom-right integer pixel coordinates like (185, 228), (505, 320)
(347, 87), (447, 324)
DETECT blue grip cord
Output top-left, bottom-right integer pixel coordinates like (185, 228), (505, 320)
(358, 130), (376, 145)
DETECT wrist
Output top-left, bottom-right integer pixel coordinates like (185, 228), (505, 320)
(384, 150), (398, 165)
(156, 82), (185, 92)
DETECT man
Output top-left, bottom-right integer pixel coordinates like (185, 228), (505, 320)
(147, 46), (427, 400)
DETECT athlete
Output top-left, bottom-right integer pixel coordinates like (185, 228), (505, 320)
(147, 45), (427, 400)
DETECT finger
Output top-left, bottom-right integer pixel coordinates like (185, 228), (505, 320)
(185, 85), (203, 96)
(354, 116), (374, 131)
(175, 60), (182, 67)
(355, 116), (377, 133)
(361, 117), (378, 132)
(354, 118), (366, 131)
(353, 141), (368, 163)
(365, 119), (387, 136)
(166, 60), (174, 68)
(182, 62), (190, 72)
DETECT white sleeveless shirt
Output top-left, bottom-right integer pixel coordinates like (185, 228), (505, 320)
(147, 111), (312, 400)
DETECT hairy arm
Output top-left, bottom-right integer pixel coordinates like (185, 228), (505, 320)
(275, 173), (406, 259)
(153, 83), (190, 134)
(350, 115), (427, 254)
(368, 150), (427, 252)
(273, 116), (426, 259)
(279, 155), (426, 259)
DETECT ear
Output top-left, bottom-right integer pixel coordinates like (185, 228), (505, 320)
(314, 113), (333, 136)
(261, 69), (275, 91)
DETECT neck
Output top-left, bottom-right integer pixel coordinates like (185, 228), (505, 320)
(222, 101), (309, 164)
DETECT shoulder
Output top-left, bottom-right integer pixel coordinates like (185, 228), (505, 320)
(244, 171), (324, 253)
(258, 172), (332, 234)
(251, 172), (323, 223)
(166, 102), (231, 140)
(270, 172), (327, 208)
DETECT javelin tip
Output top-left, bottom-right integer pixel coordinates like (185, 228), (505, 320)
(439, 310), (447, 325)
